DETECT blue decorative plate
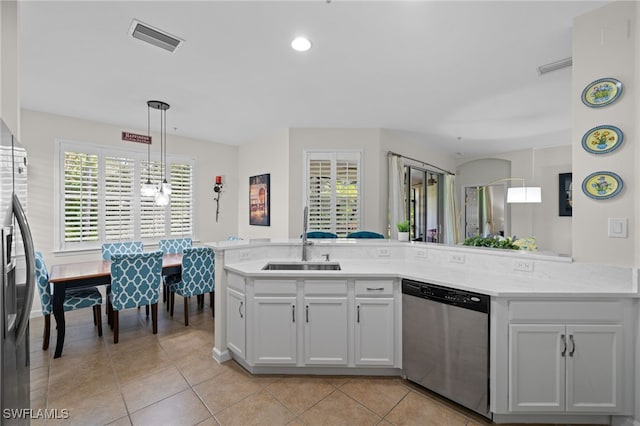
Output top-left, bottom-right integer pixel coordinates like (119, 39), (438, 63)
(581, 78), (623, 108)
(581, 125), (623, 154)
(581, 171), (623, 200)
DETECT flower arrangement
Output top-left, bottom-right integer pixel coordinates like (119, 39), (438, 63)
(591, 176), (612, 195)
(590, 130), (615, 149)
(462, 235), (519, 250)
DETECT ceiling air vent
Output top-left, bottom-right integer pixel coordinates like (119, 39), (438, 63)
(537, 57), (572, 76)
(129, 19), (184, 53)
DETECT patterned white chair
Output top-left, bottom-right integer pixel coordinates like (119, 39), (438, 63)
(108, 251), (163, 343)
(168, 247), (214, 326)
(158, 238), (192, 308)
(35, 252), (103, 350)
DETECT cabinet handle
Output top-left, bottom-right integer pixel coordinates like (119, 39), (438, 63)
(306, 305), (309, 323)
(292, 305), (295, 323)
(560, 334), (566, 357)
(366, 287), (384, 291)
(569, 334), (575, 357)
(239, 301), (244, 319)
(357, 305), (360, 323)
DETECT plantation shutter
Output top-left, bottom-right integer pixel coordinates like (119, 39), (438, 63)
(139, 160), (166, 239)
(170, 162), (193, 235)
(104, 156), (134, 240)
(306, 151), (361, 237)
(64, 151), (99, 242)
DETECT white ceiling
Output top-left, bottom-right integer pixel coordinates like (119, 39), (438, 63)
(19, 0), (606, 158)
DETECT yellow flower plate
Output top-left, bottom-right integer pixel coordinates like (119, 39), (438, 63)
(581, 125), (623, 154)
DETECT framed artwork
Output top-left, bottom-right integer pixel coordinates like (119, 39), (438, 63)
(559, 173), (572, 217)
(249, 173), (270, 226)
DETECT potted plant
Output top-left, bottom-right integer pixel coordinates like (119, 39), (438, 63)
(397, 220), (410, 241)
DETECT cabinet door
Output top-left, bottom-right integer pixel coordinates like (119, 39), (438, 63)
(509, 324), (565, 412)
(303, 297), (348, 365)
(253, 297), (297, 365)
(226, 288), (246, 359)
(355, 298), (394, 366)
(565, 324), (622, 412)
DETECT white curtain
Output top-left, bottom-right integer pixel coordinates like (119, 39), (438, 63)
(442, 174), (461, 244)
(388, 154), (405, 239)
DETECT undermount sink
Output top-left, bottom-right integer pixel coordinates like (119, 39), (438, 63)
(262, 262), (341, 271)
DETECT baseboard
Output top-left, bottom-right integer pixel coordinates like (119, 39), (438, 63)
(212, 347), (231, 363)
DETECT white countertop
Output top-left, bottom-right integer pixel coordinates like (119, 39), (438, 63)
(225, 258), (639, 298)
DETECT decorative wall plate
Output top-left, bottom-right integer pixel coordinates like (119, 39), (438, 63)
(581, 78), (623, 108)
(581, 125), (623, 154)
(581, 171), (623, 200)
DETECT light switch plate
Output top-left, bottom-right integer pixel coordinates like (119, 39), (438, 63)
(608, 218), (627, 238)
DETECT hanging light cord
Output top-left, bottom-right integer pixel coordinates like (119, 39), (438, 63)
(147, 104), (151, 182)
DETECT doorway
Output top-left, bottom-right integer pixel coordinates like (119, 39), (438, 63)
(405, 166), (442, 242)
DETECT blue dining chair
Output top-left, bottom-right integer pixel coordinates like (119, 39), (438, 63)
(168, 247), (214, 326)
(108, 251), (163, 343)
(346, 231), (385, 239)
(158, 238), (192, 308)
(303, 231), (338, 238)
(35, 252), (103, 351)
(101, 241), (143, 260)
(101, 241), (144, 322)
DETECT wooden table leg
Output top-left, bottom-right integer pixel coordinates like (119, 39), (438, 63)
(52, 282), (66, 358)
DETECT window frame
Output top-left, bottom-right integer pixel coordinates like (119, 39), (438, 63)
(54, 139), (196, 252)
(303, 149), (362, 237)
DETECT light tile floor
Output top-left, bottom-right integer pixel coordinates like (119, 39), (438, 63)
(28, 299), (599, 426)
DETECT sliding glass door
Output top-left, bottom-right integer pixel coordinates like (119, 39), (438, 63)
(405, 166), (443, 242)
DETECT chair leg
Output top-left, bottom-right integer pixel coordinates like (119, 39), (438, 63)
(42, 314), (50, 351)
(151, 303), (158, 334)
(93, 306), (97, 325)
(95, 305), (103, 337)
(162, 281), (166, 303)
(113, 311), (119, 344)
(184, 297), (189, 326)
(210, 292), (215, 317)
(145, 305), (149, 317)
(170, 292), (175, 317)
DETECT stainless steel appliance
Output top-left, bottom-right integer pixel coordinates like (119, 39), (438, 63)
(0, 119), (35, 426)
(402, 279), (490, 418)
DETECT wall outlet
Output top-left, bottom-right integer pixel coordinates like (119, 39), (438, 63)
(377, 248), (391, 257)
(239, 250), (250, 260)
(449, 254), (465, 264)
(513, 260), (533, 272)
(415, 249), (427, 258)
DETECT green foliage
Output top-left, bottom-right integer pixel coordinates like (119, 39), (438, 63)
(396, 220), (410, 232)
(462, 235), (520, 250)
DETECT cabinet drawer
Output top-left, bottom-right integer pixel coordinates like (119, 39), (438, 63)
(227, 272), (245, 292)
(509, 300), (623, 322)
(304, 280), (347, 296)
(254, 280), (297, 296)
(355, 280), (394, 296)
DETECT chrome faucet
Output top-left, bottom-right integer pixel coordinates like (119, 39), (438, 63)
(302, 206), (313, 261)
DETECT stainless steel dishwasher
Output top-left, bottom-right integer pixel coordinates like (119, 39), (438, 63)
(402, 279), (491, 418)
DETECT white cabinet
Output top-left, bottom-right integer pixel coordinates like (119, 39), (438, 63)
(509, 323), (622, 413)
(252, 297), (297, 364)
(355, 298), (394, 366)
(303, 297), (348, 365)
(226, 287), (246, 359)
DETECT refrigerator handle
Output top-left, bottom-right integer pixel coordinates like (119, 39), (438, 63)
(13, 194), (35, 345)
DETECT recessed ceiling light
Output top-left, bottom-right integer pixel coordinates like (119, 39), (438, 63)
(291, 37), (311, 52)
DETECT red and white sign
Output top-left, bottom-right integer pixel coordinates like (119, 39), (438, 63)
(122, 132), (152, 144)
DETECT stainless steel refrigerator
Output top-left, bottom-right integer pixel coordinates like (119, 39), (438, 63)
(0, 119), (35, 426)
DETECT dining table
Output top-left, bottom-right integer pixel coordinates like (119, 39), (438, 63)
(48, 253), (182, 358)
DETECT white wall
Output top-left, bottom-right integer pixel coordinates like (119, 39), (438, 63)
(237, 128), (290, 239)
(0, 0), (19, 135)
(21, 109), (239, 267)
(572, 1), (636, 266)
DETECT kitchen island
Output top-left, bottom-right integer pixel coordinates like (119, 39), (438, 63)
(208, 239), (638, 425)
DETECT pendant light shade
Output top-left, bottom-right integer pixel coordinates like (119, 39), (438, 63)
(147, 100), (171, 206)
(141, 102), (157, 197)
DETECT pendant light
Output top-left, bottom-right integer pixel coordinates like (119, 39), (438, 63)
(141, 102), (158, 197)
(147, 100), (170, 206)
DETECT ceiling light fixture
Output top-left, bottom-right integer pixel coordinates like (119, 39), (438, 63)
(291, 37), (312, 52)
(140, 103), (157, 197)
(537, 57), (572, 76)
(147, 100), (171, 206)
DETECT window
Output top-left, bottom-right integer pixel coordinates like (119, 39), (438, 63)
(55, 141), (194, 251)
(304, 151), (361, 237)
